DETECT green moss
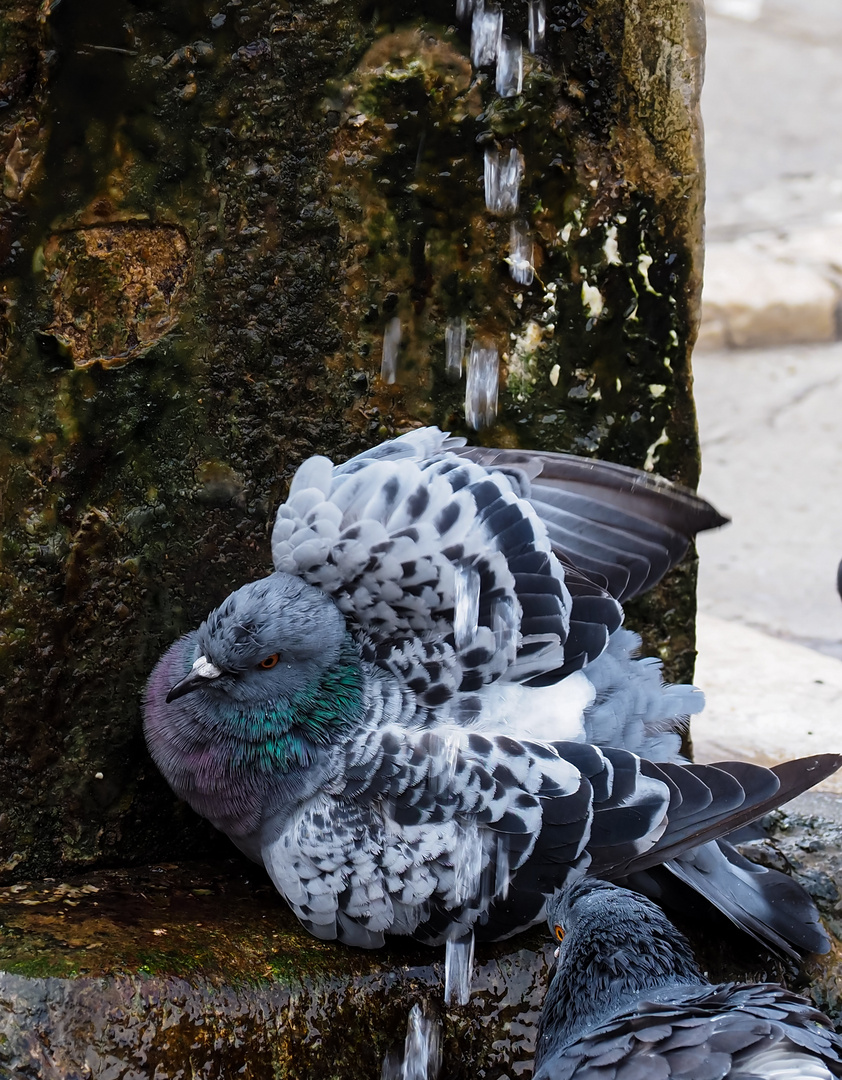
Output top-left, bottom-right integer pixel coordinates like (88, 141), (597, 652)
(0, 0), (704, 888)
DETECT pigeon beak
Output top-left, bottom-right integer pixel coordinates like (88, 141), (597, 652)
(166, 655), (223, 703)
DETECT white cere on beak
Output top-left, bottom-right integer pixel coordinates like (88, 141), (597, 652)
(192, 655), (222, 680)
(553, 946), (560, 959)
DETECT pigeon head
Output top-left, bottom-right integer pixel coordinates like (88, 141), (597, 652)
(166, 571), (348, 707)
(144, 570), (365, 808)
(536, 877), (704, 1062)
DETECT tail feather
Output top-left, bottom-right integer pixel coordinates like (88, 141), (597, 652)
(591, 754), (842, 880)
(664, 839), (830, 958)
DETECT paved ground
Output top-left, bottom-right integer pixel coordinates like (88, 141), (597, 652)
(704, 0), (842, 241)
(689, 0), (842, 797)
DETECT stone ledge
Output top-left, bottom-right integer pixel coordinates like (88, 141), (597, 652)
(0, 860), (556, 1079)
(3, 856), (842, 1078)
(698, 235), (841, 350)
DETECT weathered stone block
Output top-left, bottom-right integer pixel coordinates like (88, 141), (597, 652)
(0, 0), (731, 1072)
(0, 0), (708, 882)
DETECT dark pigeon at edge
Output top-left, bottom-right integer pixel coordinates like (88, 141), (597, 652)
(535, 876), (842, 1079)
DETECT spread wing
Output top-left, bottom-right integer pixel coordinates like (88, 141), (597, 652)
(259, 719), (835, 948)
(534, 984), (842, 1080)
(271, 428), (725, 695)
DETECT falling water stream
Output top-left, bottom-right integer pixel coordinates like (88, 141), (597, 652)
(382, 1003), (443, 1080)
(376, 0), (546, 430)
(384, 1), (538, 1065)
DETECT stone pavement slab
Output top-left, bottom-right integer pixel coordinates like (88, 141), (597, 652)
(700, 241), (838, 351)
(693, 342), (842, 655)
(699, 0), (842, 350)
(692, 340), (842, 796)
(694, 614), (842, 793)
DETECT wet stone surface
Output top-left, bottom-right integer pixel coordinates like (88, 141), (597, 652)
(0, 861), (556, 1079)
(3, 845), (842, 1078)
(41, 223), (193, 367)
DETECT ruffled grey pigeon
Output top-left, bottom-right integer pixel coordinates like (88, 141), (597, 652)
(535, 877), (842, 1078)
(144, 428), (841, 955)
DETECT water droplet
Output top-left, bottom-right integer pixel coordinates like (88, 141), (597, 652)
(495, 841), (513, 902)
(381, 317), (401, 384)
(453, 563), (481, 649)
(471, 1), (503, 67)
(382, 1003), (442, 1080)
(444, 932), (476, 1006)
(527, 0), (546, 52)
(445, 317), (466, 381)
(484, 147), (522, 214)
(452, 822), (484, 906)
(507, 220), (534, 285)
(465, 342), (499, 429)
(491, 596), (517, 661)
(496, 35), (523, 97)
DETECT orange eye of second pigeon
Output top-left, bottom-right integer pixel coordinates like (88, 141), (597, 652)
(259, 654), (280, 669)
(554, 925), (565, 943)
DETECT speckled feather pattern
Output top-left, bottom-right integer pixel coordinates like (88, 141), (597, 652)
(143, 428), (841, 954)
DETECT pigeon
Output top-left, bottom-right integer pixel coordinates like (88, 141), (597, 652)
(534, 877), (842, 1079)
(143, 427), (841, 954)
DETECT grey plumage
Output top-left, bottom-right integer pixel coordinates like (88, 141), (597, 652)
(535, 877), (842, 1078)
(143, 427), (841, 954)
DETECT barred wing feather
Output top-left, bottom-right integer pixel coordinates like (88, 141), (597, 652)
(271, 428), (725, 695)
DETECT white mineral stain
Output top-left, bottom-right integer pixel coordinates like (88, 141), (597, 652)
(581, 280), (604, 318)
(638, 251), (659, 294)
(603, 224), (621, 265)
(508, 319), (547, 400)
(644, 428), (670, 472)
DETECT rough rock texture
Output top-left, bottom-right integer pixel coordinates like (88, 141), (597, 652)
(0, 0), (708, 884)
(0, 0), (733, 1071)
(0, 856), (820, 1080)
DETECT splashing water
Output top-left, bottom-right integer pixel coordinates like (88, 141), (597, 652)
(445, 317), (466, 381)
(453, 563), (481, 649)
(484, 147), (522, 214)
(496, 35), (523, 97)
(445, 932), (476, 1006)
(381, 317), (401, 384)
(508, 220), (534, 285)
(465, 342), (499, 429)
(382, 1003), (442, 1080)
(452, 821), (484, 906)
(527, 0), (546, 52)
(471, 0), (503, 67)
(491, 595), (518, 662)
(494, 836), (512, 901)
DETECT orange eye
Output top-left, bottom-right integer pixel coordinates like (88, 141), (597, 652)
(554, 925), (565, 943)
(259, 654), (280, 669)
